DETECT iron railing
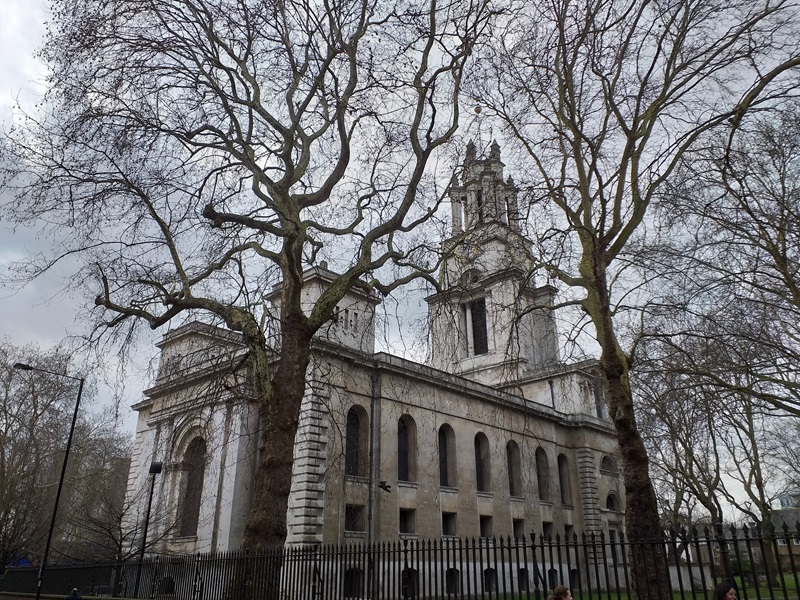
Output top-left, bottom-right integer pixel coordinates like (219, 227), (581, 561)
(2, 522), (799, 599)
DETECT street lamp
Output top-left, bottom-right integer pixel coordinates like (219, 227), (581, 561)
(13, 362), (84, 600)
(133, 460), (163, 598)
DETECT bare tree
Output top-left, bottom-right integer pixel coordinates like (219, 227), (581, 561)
(0, 340), (113, 566)
(649, 103), (800, 417)
(638, 98), (800, 523)
(2, 0), (493, 548)
(469, 0), (800, 595)
(768, 418), (800, 493)
(635, 329), (794, 581)
(635, 364), (727, 527)
(58, 424), (138, 563)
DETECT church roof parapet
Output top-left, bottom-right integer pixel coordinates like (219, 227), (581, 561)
(266, 261), (381, 305)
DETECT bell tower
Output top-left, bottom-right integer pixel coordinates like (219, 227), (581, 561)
(427, 141), (559, 385)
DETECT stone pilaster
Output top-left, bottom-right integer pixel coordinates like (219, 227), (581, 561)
(286, 377), (330, 544)
(576, 448), (601, 533)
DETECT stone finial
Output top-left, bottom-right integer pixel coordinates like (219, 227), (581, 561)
(490, 139), (501, 160)
(465, 141), (476, 164)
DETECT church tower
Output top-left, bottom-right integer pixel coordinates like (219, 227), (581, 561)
(427, 141), (559, 385)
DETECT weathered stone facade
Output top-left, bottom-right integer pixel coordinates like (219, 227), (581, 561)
(123, 144), (625, 553)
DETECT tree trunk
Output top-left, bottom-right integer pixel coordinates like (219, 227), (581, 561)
(603, 354), (670, 600)
(241, 310), (313, 551)
(761, 522), (781, 588)
(584, 254), (670, 600)
(220, 305), (313, 599)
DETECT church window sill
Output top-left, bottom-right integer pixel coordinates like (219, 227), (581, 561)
(345, 475), (369, 485)
(344, 531), (366, 538)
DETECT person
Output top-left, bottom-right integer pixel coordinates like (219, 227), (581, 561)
(547, 585), (573, 600)
(714, 581), (737, 600)
(65, 588), (81, 600)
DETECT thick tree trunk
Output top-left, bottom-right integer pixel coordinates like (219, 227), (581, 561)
(222, 307), (313, 599)
(603, 352), (670, 600)
(241, 312), (313, 551)
(584, 254), (670, 600)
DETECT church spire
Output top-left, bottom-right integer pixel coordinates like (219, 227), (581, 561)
(449, 140), (520, 234)
(489, 139), (501, 160)
(429, 141), (560, 383)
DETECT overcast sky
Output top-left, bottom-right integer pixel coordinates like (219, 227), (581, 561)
(0, 0), (422, 431)
(2, 1), (66, 343)
(1, 1), (145, 431)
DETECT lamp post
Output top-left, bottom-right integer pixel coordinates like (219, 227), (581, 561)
(133, 461), (163, 598)
(13, 362), (84, 600)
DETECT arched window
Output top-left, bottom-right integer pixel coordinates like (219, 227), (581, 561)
(518, 568), (530, 592)
(438, 424), (456, 487)
(178, 437), (206, 537)
(606, 492), (621, 512)
(483, 568), (497, 592)
(506, 440), (522, 496)
(343, 567), (364, 598)
(398, 415), (417, 482)
(548, 568), (558, 590)
(445, 568), (460, 595)
(570, 569), (580, 590)
(601, 455), (619, 473)
(401, 568), (419, 598)
(345, 406), (368, 476)
(558, 454), (572, 506)
(158, 577), (175, 594)
(474, 433), (491, 492)
(535, 447), (551, 502)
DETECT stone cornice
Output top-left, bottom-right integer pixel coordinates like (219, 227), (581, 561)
(311, 339), (613, 434)
(132, 322), (612, 436)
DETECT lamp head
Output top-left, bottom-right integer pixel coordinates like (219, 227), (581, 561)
(149, 462), (163, 475)
(13, 363), (34, 371)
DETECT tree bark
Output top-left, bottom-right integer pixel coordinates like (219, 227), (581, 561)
(584, 254), (670, 600)
(240, 305), (314, 550)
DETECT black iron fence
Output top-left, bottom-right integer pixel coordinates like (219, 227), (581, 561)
(2, 523), (799, 599)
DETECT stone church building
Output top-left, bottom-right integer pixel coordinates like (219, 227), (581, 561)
(124, 143), (625, 555)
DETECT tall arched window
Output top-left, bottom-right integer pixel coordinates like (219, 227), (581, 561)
(345, 406), (368, 476)
(438, 424), (456, 487)
(474, 433), (491, 492)
(398, 415), (417, 482)
(343, 567), (364, 598)
(558, 453), (572, 506)
(507, 440), (522, 497)
(178, 437), (206, 537)
(445, 568), (460, 595)
(535, 447), (552, 502)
